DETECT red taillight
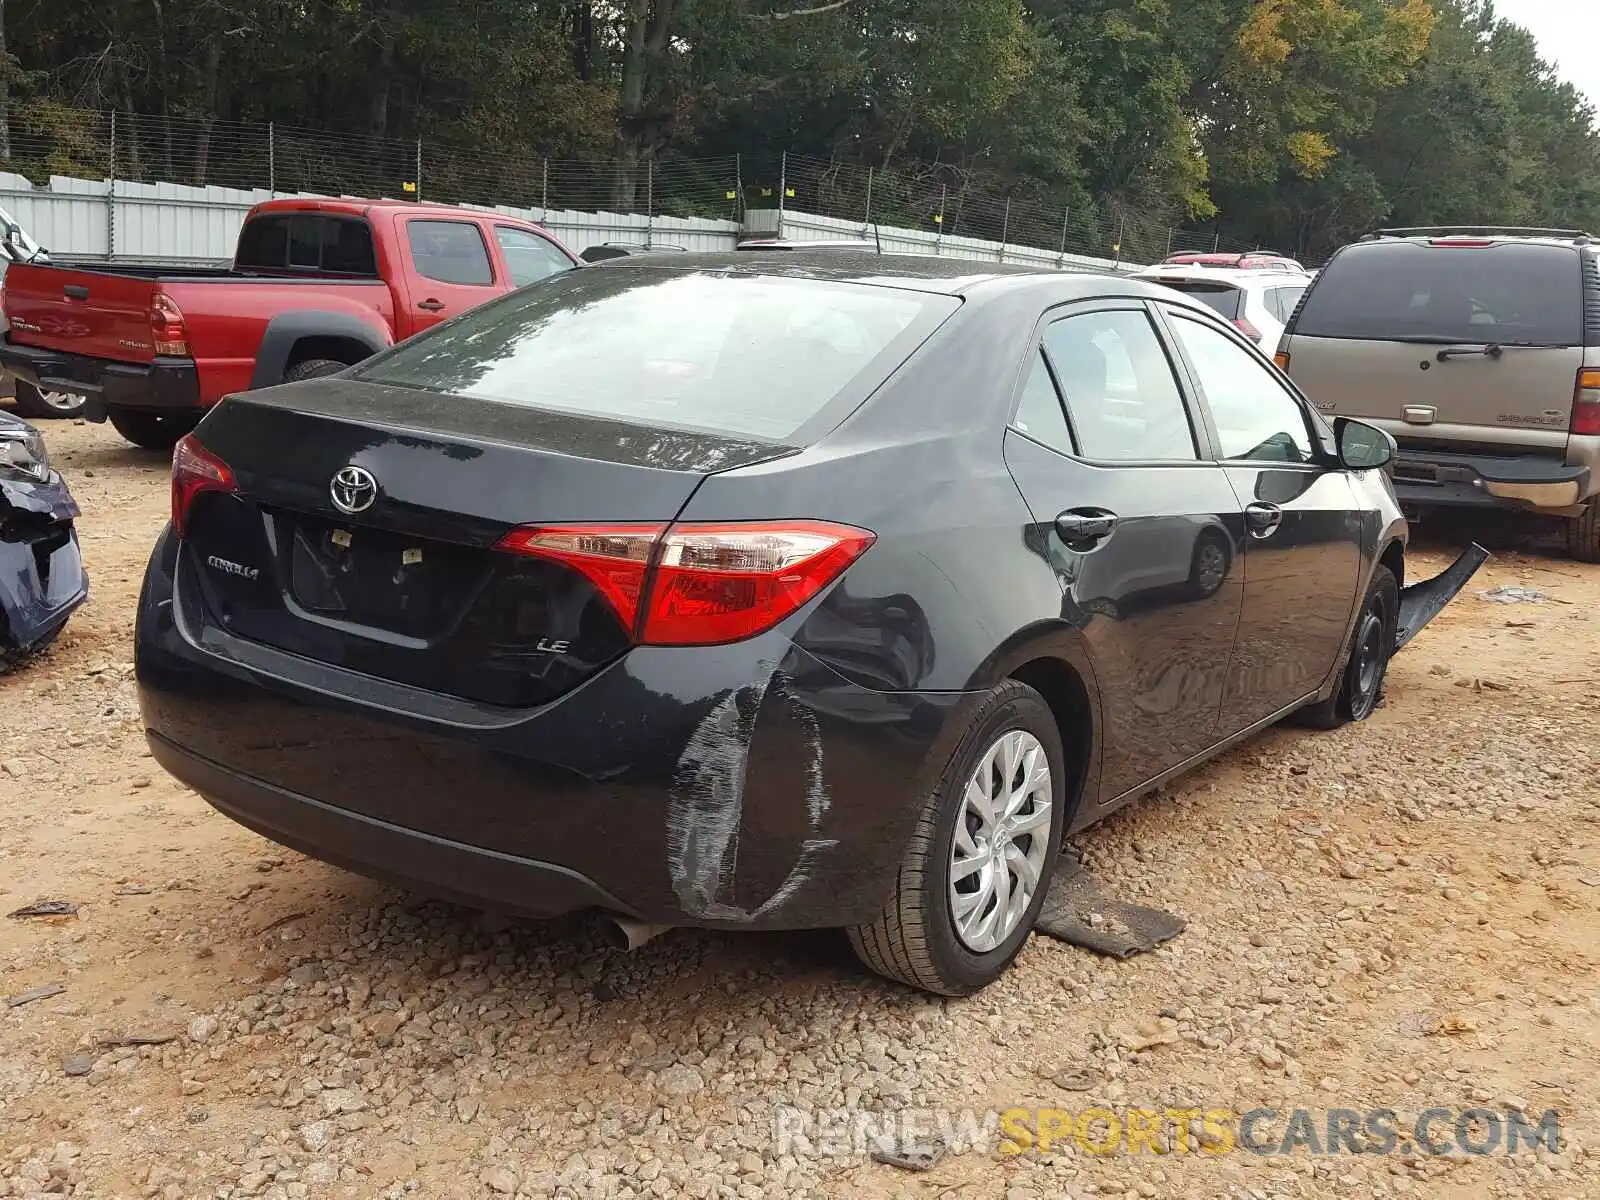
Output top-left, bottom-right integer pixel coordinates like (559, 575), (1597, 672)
(494, 524), (663, 631)
(1233, 317), (1263, 344)
(171, 434), (235, 536)
(495, 519), (876, 646)
(1429, 238), (1495, 248)
(1574, 369), (1600, 436)
(151, 292), (189, 357)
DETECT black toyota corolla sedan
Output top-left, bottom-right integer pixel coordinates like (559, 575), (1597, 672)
(135, 252), (1483, 995)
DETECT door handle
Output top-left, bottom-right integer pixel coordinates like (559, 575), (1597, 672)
(417, 298), (446, 312)
(1055, 509), (1118, 546)
(1245, 502), (1284, 539)
(63, 284), (89, 301)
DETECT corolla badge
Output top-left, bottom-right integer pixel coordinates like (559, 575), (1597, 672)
(330, 465), (378, 514)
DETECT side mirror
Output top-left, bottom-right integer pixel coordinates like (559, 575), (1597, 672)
(1335, 417), (1395, 471)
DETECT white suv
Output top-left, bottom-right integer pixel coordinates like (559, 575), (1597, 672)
(1133, 258), (1310, 352)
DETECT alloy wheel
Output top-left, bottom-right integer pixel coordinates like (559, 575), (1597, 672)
(949, 729), (1053, 953)
(41, 389), (86, 412)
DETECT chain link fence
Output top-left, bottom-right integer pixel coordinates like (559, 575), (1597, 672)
(1, 101), (1259, 262)
(774, 154), (1259, 263)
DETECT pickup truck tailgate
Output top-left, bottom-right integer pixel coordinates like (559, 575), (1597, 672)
(3, 263), (157, 365)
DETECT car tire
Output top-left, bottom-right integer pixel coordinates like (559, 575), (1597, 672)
(11, 381), (88, 420)
(284, 358), (352, 383)
(1295, 565), (1399, 729)
(1565, 502), (1600, 563)
(107, 408), (201, 452)
(847, 680), (1068, 995)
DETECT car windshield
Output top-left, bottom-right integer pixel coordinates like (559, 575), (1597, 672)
(355, 268), (956, 441)
(1294, 242), (1583, 345)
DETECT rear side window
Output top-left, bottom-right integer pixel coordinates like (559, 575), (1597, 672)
(355, 270), (957, 441)
(237, 215), (377, 276)
(1042, 309), (1197, 461)
(1157, 281), (1242, 320)
(494, 226), (572, 288)
(407, 220), (495, 286)
(1294, 243), (1582, 345)
(1012, 352), (1075, 455)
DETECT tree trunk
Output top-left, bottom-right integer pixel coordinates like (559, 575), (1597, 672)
(0, 0), (11, 163)
(571, 0), (594, 82)
(151, 0), (175, 178)
(193, 39), (222, 186)
(613, 0), (678, 211)
(369, 3), (397, 138)
(613, 0), (650, 211)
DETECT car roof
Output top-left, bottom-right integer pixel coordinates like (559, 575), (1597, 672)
(583, 249), (1189, 300)
(1364, 226), (1593, 249)
(249, 197), (545, 223)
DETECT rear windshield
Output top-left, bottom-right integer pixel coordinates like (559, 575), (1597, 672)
(1150, 280), (1241, 320)
(354, 269), (957, 441)
(236, 215), (377, 276)
(1294, 242), (1582, 345)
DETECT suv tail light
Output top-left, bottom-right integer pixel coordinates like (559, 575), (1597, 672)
(171, 434), (235, 535)
(1233, 317), (1263, 344)
(151, 292), (190, 357)
(1574, 369), (1600, 436)
(497, 520), (876, 646)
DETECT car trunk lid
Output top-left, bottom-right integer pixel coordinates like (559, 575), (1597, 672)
(2, 263), (159, 364)
(179, 379), (797, 706)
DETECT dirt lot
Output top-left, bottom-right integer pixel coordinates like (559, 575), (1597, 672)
(1, 418), (1596, 1200)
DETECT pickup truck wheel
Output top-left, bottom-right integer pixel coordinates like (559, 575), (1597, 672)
(1565, 503), (1600, 563)
(847, 681), (1066, 995)
(284, 359), (351, 383)
(107, 408), (200, 452)
(11, 381), (88, 420)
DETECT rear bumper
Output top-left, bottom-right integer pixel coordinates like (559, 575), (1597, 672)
(148, 733), (639, 919)
(135, 530), (968, 930)
(0, 336), (200, 420)
(1391, 449), (1590, 513)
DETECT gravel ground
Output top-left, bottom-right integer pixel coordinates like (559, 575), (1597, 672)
(0, 418), (1596, 1200)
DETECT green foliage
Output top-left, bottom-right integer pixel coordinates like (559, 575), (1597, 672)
(3, 0), (1597, 257)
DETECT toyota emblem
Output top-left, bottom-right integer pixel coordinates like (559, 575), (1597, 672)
(330, 465), (378, 515)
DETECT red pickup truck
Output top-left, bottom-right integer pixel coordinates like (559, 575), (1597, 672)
(0, 198), (579, 448)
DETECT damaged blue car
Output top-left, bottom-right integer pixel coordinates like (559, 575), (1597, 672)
(0, 412), (87, 670)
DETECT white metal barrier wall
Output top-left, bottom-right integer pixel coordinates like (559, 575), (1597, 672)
(0, 173), (1144, 275)
(0, 173), (742, 264)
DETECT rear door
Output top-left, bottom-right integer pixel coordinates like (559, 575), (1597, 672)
(1281, 241), (1585, 455)
(1160, 306), (1363, 730)
(399, 217), (502, 332)
(1002, 301), (1245, 802)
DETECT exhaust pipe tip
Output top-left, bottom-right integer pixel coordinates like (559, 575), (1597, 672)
(601, 915), (673, 952)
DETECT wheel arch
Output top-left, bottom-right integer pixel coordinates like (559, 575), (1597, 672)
(249, 311), (391, 389)
(1378, 537), (1405, 591)
(963, 621), (1102, 838)
(1007, 655), (1097, 839)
